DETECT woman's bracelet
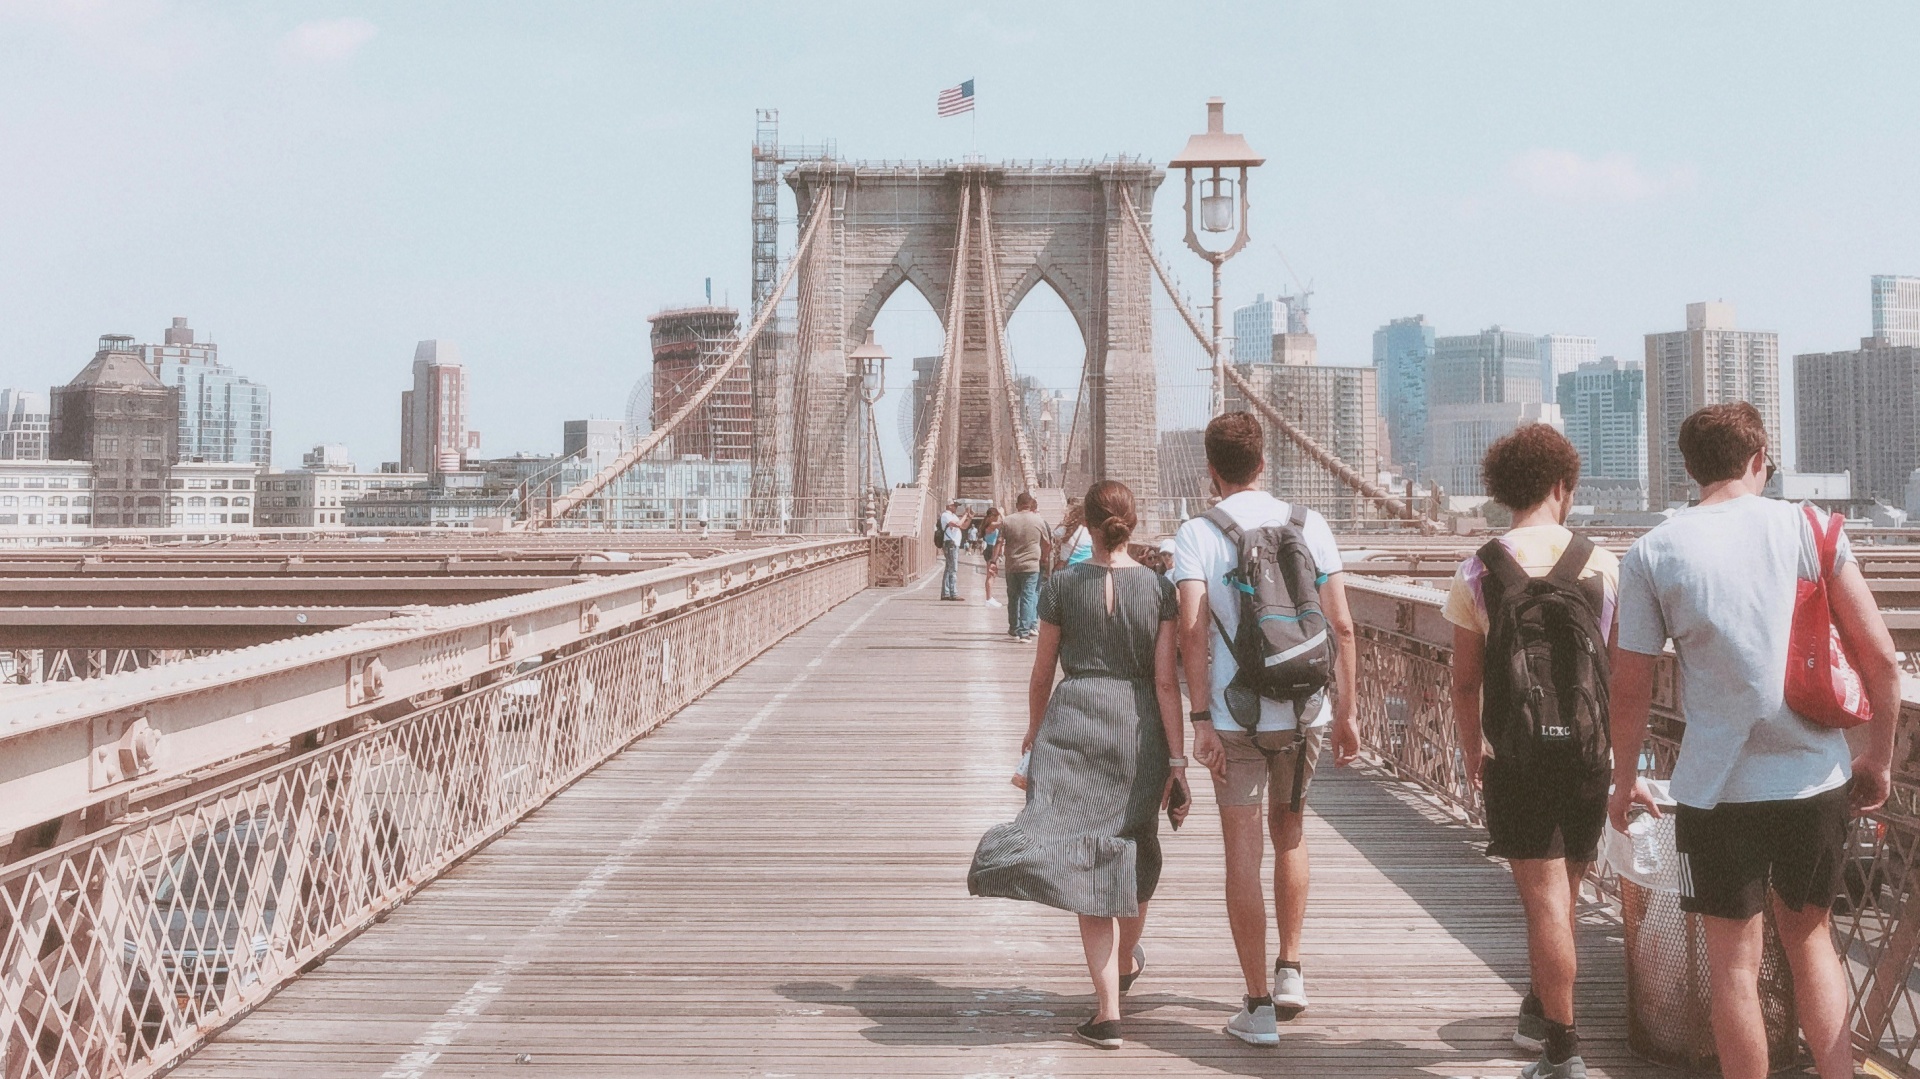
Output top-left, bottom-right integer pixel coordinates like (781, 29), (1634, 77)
(1168, 756), (1188, 768)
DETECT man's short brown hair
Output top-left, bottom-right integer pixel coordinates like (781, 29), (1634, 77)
(1481, 423), (1582, 512)
(1678, 402), (1768, 486)
(1205, 411), (1265, 486)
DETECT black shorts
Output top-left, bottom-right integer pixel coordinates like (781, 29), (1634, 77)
(1482, 759), (1608, 862)
(1674, 785), (1850, 920)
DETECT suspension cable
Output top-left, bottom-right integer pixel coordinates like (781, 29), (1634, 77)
(1115, 186), (1418, 523)
(530, 203), (829, 529)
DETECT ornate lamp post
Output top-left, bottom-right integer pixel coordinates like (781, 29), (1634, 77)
(1169, 97), (1265, 417)
(848, 328), (890, 534)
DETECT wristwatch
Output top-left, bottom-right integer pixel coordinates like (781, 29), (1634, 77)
(1189, 709), (1212, 726)
(1168, 756), (1189, 768)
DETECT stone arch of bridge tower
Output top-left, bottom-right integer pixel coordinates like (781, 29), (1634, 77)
(848, 259), (948, 349)
(1002, 258), (1094, 368)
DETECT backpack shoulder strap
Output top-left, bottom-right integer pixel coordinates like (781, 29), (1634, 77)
(1476, 538), (1529, 594)
(1287, 503), (1309, 530)
(1546, 533), (1595, 588)
(1476, 538), (1528, 626)
(1201, 506), (1246, 550)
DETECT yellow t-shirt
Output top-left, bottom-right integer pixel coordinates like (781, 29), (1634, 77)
(1441, 524), (1620, 637)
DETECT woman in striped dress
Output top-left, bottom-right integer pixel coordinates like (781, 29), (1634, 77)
(967, 480), (1189, 1050)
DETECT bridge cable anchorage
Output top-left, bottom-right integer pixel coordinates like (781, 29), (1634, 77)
(528, 204), (831, 530)
(1115, 186), (1422, 525)
(975, 184), (1040, 495)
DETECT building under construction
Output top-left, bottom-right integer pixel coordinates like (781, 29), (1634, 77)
(648, 306), (749, 462)
(1229, 360), (1380, 523)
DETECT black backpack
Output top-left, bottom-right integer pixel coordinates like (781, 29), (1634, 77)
(1477, 535), (1611, 774)
(1201, 505), (1335, 731)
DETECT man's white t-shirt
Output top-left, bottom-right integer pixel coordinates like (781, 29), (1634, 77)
(1173, 491), (1345, 733)
(1616, 495), (1855, 809)
(939, 510), (963, 547)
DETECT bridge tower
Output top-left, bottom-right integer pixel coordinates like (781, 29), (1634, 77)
(780, 160), (1163, 525)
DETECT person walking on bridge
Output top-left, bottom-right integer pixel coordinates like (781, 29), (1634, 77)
(1444, 424), (1618, 1079)
(998, 493), (1051, 640)
(968, 480), (1188, 1051)
(1609, 403), (1903, 1079)
(1173, 411), (1360, 1046)
(939, 499), (970, 601)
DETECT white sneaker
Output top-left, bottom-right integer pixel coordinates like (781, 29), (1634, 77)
(1225, 997), (1279, 1045)
(984, 598), (1002, 608)
(1271, 964), (1307, 1018)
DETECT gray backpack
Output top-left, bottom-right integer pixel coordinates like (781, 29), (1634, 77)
(1201, 505), (1335, 728)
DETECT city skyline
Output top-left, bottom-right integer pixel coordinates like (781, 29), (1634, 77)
(2, 3), (1918, 472)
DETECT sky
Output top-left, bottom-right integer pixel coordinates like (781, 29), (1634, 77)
(3, 0), (1917, 473)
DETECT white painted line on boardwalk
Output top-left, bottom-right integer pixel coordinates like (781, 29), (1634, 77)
(383, 577), (930, 1078)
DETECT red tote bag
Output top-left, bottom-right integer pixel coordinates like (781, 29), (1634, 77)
(1784, 504), (1872, 729)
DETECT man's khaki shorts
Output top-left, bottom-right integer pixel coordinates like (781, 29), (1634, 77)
(1209, 726), (1326, 810)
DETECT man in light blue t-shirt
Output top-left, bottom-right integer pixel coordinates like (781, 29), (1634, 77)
(1173, 411), (1360, 1047)
(1609, 402), (1901, 1079)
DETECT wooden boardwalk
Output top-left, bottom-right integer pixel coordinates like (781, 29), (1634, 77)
(175, 569), (1670, 1078)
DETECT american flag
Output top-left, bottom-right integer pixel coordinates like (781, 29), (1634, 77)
(936, 79), (975, 117)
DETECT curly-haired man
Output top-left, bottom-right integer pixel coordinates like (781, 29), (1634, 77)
(1442, 422), (1617, 1079)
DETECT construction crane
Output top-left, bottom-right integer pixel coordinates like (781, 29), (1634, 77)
(1271, 244), (1314, 335)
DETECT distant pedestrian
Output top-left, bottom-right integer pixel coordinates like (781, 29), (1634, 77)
(939, 499), (971, 601)
(981, 507), (1004, 608)
(1054, 501), (1093, 569)
(998, 492), (1051, 640)
(1609, 403), (1902, 1079)
(969, 479), (1188, 1052)
(1444, 424), (1617, 1079)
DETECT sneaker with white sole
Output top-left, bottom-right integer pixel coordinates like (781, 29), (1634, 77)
(1520, 1054), (1587, 1079)
(1074, 1017), (1122, 1049)
(1225, 996), (1279, 1045)
(984, 598), (1002, 608)
(1271, 963), (1307, 1019)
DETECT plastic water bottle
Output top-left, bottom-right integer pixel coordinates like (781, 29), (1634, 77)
(1012, 751), (1031, 791)
(1627, 807), (1661, 878)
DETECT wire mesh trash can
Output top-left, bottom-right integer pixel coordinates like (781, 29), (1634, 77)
(1604, 783), (1800, 1072)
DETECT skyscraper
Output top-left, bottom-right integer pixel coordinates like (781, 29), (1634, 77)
(1558, 357), (1646, 500)
(1537, 334), (1598, 404)
(1232, 293), (1285, 364)
(141, 317), (272, 465)
(1644, 302), (1780, 507)
(1429, 327), (1544, 407)
(1425, 326), (1545, 495)
(51, 335), (181, 527)
(1871, 274), (1920, 346)
(400, 340), (479, 475)
(0, 389), (49, 461)
(1372, 316), (1434, 478)
(1795, 339), (1920, 504)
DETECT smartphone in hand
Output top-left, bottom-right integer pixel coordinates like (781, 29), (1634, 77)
(1166, 775), (1189, 830)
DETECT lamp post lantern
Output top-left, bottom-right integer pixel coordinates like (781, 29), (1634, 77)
(1169, 97), (1265, 417)
(848, 327), (891, 534)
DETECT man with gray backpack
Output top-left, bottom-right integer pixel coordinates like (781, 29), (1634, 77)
(1174, 411), (1360, 1046)
(1443, 424), (1618, 1079)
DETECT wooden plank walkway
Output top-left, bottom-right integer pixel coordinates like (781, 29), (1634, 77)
(174, 568), (1670, 1078)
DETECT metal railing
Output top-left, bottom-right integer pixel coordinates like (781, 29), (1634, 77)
(0, 542), (869, 1079)
(1345, 576), (1920, 1075)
